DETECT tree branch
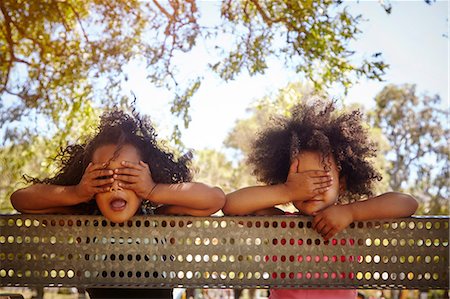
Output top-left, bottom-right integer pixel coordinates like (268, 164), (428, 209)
(66, 2), (90, 44)
(153, 0), (173, 20)
(248, 0), (285, 26)
(0, 1), (15, 91)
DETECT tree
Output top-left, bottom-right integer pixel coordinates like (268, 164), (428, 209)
(369, 84), (449, 215)
(192, 149), (257, 195)
(0, 100), (100, 213)
(1, 0), (388, 146)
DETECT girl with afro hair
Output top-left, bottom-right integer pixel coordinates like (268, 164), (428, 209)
(223, 99), (417, 299)
(11, 109), (225, 223)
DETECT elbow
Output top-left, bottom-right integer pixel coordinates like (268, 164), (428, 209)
(202, 187), (226, 216)
(222, 194), (244, 216)
(405, 194), (419, 216)
(10, 190), (25, 212)
(212, 187), (226, 214)
(392, 192), (419, 216)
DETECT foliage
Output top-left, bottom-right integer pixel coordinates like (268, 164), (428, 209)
(368, 84), (449, 215)
(1, 0), (388, 146)
(192, 149), (257, 195)
(225, 82), (319, 155)
(0, 100), (100, 213)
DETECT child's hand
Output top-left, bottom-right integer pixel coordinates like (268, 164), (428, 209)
(284, 158), (333, 202)
(113, 161), (157, 200)
(74, 162), (114, 202)
(312, 205), (354, 240)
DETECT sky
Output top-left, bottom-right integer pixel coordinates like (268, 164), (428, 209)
(123, 1), (449, 152)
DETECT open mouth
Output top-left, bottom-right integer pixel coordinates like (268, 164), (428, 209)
(110, 197), (127, 211)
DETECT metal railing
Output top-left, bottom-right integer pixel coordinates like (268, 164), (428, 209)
(0, 214), (448, 290)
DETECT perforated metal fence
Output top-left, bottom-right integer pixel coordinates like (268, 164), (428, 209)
(0, 215), (448, 289)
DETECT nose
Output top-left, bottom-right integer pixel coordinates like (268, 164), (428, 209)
(109, 179), (123, 192)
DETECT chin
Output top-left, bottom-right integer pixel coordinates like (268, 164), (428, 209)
(100, 210), (136, 224)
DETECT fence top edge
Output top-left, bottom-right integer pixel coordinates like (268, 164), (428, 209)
(0, 213), (448, 220)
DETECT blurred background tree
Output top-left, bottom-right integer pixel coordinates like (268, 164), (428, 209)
(1, 0), (387, 143)
(368, 84), (449, 215)
(0, 0), (390, 212)
(0, 0), (445, 217)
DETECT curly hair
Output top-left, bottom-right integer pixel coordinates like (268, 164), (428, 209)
(247, 99), (381, 200)
(25, 109), (192, 212)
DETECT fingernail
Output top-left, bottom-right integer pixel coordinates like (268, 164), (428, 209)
(113, 174), (117, 179)
(114, 169), (119, 173)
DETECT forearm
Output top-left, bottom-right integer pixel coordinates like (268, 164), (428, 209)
(154, 204), (221, 216)
(223, 185), (290, 215)
(149, 182), (225, 212)
(347, 192), (418, 221)
(10, 184), (84, 212)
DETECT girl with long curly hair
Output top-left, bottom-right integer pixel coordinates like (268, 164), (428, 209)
(11, 109), (225, 223)
(11, 109), (226, 299)
(223, 99), (418, 299)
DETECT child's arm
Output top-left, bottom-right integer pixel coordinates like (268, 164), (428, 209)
(114, 161), (226, 216)
(149, 183), (226, 216)
(11, 184), (84, 214)
(222, 159), (332, 215)
(10, 163), (113, 213)
(312, 192), (418, 240)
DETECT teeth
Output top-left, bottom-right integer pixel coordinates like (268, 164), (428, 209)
(111, 199), (126, 208)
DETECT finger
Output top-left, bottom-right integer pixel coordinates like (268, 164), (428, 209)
(84, 162), (101, 174)
(92, 186), (111, 193)
(92, 177), (114, 187)
(113, 174), (139, 183)
(90, 169), (114, 178)
(320, 225), (333, 238)
(313, 186), (330, 195)
(312, 214), (321, 230)
(121, 160), (144, 169)
(85, 162), (93, 171)
(88, 162), (110, 171)
(314, 181), (333, 189)
(288, 158), (298, 174)
(313, 176), (333, 184)
(316, 221), (329, 235)
(114, 168), (140, 176)
(118, 181), (134, 189)
(323, 229), (337, 241)
(301, 170), (331, 178)
(139, 161), (149, 169)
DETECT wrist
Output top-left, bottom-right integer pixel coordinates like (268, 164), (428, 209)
(70, 185), (91, 204)
(344, 203), (357, 222)
(280, 183), (295, 203)
(146, 183), (159, 201)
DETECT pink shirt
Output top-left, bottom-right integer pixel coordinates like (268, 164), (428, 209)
(269, 212), (357, 299)
(269, 289), (357, 299)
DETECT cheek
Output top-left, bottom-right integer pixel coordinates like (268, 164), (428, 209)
(124, 192), (142, 212)
(129, 198), (142, 213)
(94, 194), (108, 207)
